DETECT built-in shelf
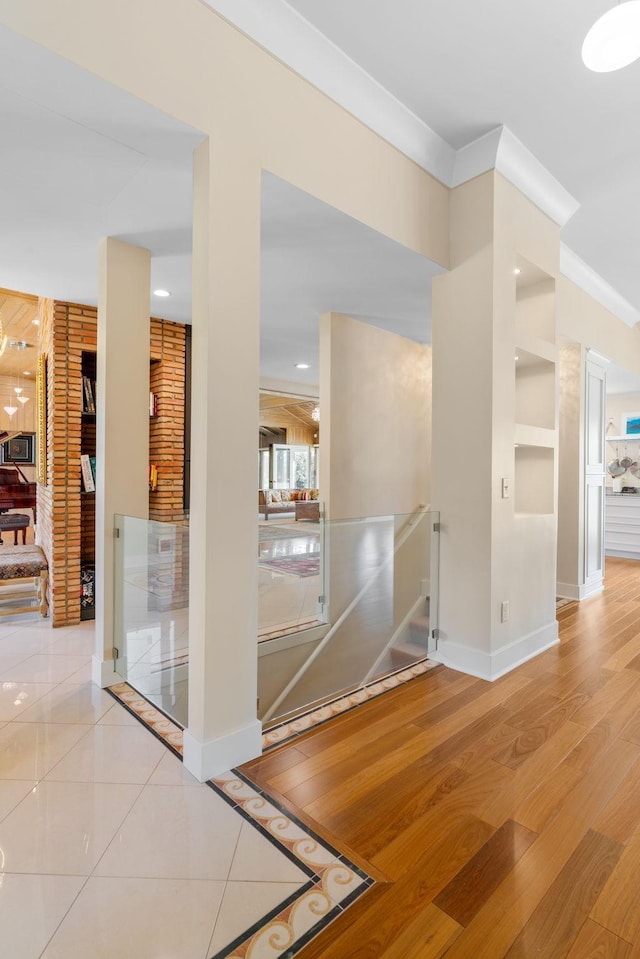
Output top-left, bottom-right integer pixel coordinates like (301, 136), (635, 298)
(514, 424), (556, 449)
(80, 350), (96, 621)
(515, 258), (556, 344)
(514, 444), (555, 515)
(515, 349), (556, 432)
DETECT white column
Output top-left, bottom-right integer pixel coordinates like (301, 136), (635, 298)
(93, 238), (150, 687)
(182, 138), (262, 781)
(432, 172), (560, 681)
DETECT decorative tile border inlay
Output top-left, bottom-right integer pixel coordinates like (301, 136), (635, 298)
(106, 683), (184, 755)
(262, 658), (440, 751)
(106, 684), (375, 959)
(208, 769), (373, 959)
(107, 660), (444, 957)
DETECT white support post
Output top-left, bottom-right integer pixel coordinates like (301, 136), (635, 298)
(182, 138), (262, 781)
(93, 237), (151, 688)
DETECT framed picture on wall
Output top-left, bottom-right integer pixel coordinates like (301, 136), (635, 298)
(623, 412), (640, 436)
(0, 432), (35, 465)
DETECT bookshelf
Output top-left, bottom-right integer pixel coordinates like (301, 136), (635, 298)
(80, 350), (96, 620)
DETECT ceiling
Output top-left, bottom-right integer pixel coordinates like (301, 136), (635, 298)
(3, 3), (640, 386)
(261, 173), (440, 383)
(0, 26), (203, 326)
(259, 394), (319, 435)
(0, 290), (39, 378)
(281, 0), (640, 311)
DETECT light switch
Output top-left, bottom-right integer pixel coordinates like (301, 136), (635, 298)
(502, 477), (510, 499)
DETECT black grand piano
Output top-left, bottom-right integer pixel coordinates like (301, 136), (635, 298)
(0, 431), (37, 524)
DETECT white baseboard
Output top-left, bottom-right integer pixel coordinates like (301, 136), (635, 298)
(430, 621), (559, 682)
(183, 719), (263, 782)
(606, 550), (640, 561)
(556, 580), (604, 601)
(92, 655), (124, 688)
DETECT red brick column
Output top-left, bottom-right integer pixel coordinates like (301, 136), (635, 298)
(37, 305), (186, 626)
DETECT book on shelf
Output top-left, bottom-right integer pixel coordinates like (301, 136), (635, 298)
(149, 463), (158, 492)
(80, 453), (95, 492)
(82, 376), (96, 413)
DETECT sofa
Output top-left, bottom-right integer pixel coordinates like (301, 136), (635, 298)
(259, 488), (318, 520)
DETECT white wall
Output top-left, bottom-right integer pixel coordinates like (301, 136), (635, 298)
(320, 312), (431, 521)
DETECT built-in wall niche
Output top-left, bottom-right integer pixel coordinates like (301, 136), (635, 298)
(515, 348), (556, 431)
(514, 444), (555, 515)
(515, 257), (556, 344)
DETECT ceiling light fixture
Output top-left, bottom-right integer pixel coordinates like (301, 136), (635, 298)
(295, 363), (310, 369)
(513, 268), (521, 275)
(3, 403), (17, 419)
(153, 289), (171, 298)
(582, 1), (640, 72)
(23, 370), (31, 376)
(311, 405), (320, 422)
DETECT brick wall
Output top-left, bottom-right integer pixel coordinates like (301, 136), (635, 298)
(37, 299), (97, 626)
(37, 302), (186, 626)
(149, 318), (186, 522)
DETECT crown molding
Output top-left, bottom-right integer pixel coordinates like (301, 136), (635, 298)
(560, 244), (640, 328)
(203, 0), (640, 326)
(453, 126), (579, 227)
(205, 2), (579, 226)
(202, 0), (455, 185)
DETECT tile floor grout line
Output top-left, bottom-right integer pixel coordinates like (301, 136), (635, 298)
(36, 871), (93, 959)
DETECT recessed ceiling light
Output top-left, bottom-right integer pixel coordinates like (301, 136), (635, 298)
(513, 268), (521, 275)
(295, 363), (310, 369)
(32, 319), (40, 326)
(515, 355), (520, 361)
(153, 289), (171, 298)
(23, 370), (31, 375)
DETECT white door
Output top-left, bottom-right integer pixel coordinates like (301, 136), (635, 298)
(584, 360), (605, 590)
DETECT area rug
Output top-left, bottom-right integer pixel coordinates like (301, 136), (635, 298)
(258, 524), (319, 543)
(259, 552), (320, 577)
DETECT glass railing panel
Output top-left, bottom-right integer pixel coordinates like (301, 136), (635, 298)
(259, 508), (439, 725)
(258, 511), (325, 641)
(114, 514), (189, 726)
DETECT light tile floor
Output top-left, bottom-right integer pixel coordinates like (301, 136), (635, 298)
(0, 614), (332, 959)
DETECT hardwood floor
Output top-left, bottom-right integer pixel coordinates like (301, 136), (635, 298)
(242, 557), (640, 958)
